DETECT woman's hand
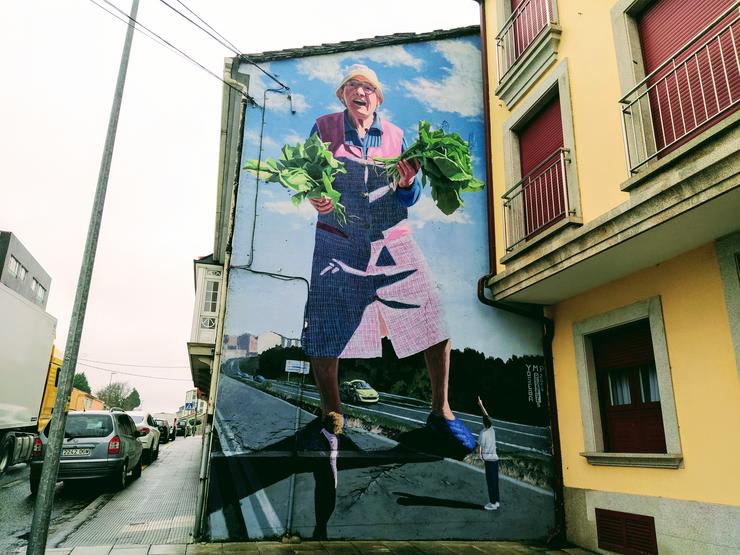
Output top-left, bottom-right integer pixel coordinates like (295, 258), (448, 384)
(309, 196), (334, 214)
(396, 159), (420, 188)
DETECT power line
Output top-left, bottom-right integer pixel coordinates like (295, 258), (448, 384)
(88, 0), (256, 102)
(173, 0), (241, 53)
(158, 0), (240, 55)
(78, 362), (192, 381)
(78, 357), (188, 369)
(156, 0), (291, 90)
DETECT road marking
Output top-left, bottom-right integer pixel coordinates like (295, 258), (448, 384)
(215, 401), (285, 539)
(240, 489), (284, 539)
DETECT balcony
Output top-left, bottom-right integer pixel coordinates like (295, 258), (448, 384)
(621, 3), (740, 173)
(494, 0), (561, 107)
(503, 148), (572, 252)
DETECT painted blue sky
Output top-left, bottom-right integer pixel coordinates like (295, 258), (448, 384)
(224, 34), (542, 359)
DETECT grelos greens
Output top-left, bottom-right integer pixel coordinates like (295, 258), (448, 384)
(377, 120), (483, 215)
(243, 133), (347, 225)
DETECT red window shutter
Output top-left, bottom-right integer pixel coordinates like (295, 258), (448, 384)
(518, 96), (565, 237)
(638, 0), (739, 154)
(510, 0), (552, 62)
(591, 320), (654, 371)
(638, 0), (731, 73)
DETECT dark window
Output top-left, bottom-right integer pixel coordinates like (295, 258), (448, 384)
(596, 508), (658, 555)
(44, 414), (114, 438)
(591, 319), (667, 453)
(517, 95), (566, 238)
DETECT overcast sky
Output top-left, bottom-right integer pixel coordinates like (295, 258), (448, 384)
(0, 1), (481, 413)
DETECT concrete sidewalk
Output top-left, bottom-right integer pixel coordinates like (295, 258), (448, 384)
(36, 541), (594, 554)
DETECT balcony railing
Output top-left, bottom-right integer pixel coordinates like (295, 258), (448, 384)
(503, 148), (571, 252)
(620, 2), (740, 173)
(496, 0), (556, 83)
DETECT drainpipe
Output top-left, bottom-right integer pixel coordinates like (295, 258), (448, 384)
(476, 0), (566, 545)
(194, 74), (252, 539)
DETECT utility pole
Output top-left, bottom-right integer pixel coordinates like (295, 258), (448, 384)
(27, 1), (139, 553)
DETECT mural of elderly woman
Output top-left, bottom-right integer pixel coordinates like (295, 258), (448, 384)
(304, 64), (475, 457)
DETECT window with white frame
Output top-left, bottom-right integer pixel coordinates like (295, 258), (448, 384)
(202, 280), (219, 314)
(31, 277), (38, 292)
(8, 255), (20, 277)
(35, 283), (46, 304)
(18, 265), (27, 281)
(573, 296), (683, 468)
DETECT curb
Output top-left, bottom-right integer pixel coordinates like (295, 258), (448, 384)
(48, 493), (113, 548)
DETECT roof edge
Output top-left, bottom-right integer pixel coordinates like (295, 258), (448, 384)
(236, 25), (480, 64)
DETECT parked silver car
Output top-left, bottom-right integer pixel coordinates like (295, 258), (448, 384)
(29, 411), (143, 494)
(126, 411), (161, 463)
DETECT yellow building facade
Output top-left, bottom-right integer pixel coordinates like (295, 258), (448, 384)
(38, 346), (105, 431)
(482, 0), (740, 552)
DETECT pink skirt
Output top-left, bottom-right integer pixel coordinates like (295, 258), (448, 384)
(339, 229), (449, 359)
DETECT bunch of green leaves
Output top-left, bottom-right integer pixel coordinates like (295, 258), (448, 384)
(376, 120), (484, 215)
(244, 133), (347, 225)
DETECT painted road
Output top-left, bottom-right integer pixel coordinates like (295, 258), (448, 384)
(241, 374), (552, 457)
(211, 374), (556, 541)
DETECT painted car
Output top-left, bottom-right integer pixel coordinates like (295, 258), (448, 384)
(340, 380), (380, 404)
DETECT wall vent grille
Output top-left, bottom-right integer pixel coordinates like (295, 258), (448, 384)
(595, 508), (658, 554)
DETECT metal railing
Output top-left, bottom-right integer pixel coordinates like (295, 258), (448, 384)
(503, 148), (570, 252)
(496, 0), (555, 82)
(620, 2), (740, 173)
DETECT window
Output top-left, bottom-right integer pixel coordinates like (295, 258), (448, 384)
(8, 255), (20, 277)
(501, 60), (581, 256)
(516, 95), (566, 240)
(203, 280), (219, 313)
(31, 278), (38, 292)
(613, 0), (739, 173)
(494, 0), (562, 107)
(35, 283), (46, 304)
(574, 297), (682, 467)
(591, 319), (667, 453)
(18, 265), (27, 281)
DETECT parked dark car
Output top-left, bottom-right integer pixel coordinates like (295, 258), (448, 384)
(30, 411), (143, 494)
(176, 419), (192, 437)
(155, 419), (170, 444)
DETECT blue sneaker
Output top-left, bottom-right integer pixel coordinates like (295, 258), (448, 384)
(426, 412), (476, 453)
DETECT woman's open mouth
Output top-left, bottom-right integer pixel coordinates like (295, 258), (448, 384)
(352, 98), (368, 107)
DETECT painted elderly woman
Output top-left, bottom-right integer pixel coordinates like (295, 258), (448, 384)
(304, 64), (475, 457)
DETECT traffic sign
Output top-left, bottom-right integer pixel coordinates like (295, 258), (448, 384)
(285, 360), (310, 374)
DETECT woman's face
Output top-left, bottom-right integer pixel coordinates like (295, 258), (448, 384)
(341, 77), (380, 123)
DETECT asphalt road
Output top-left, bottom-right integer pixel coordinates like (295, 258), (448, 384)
(211, 374), (556, 541)
(0, 461), (104, 554)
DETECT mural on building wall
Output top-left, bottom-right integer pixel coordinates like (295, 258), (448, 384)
(209, 31), (556, 541)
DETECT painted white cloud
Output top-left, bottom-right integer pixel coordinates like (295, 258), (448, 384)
(296, 54), (345, 85)
(237, 62), (310, 114)
(282, 132), (304, 146)
(362, 46), (424, 71)
(296, 46), (423, 85)
(399, 40), (482, 118)
(408, 195), (472, 229)
(263, 199), (317, 221)
(245, 129), (279, 151)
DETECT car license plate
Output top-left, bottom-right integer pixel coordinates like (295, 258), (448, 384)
(62, 448), (91, 456)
